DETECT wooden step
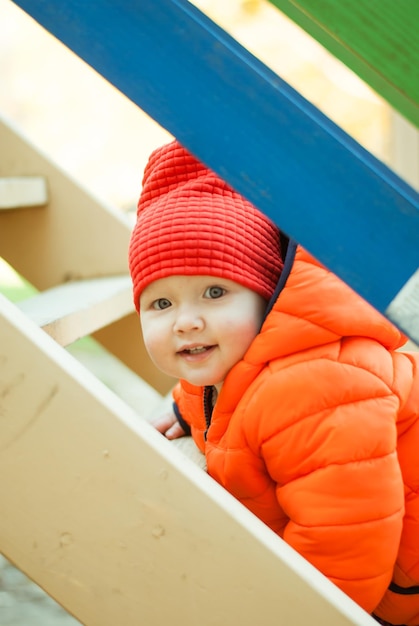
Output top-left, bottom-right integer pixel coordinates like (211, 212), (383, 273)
(0, 176), (48, 209)
(17, 275), (133, 346)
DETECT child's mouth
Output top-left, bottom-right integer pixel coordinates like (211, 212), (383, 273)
(178, 345), (215, 359)
(184, 346), (208, 354)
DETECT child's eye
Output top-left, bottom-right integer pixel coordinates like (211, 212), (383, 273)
(204, 286), (225, 299)
(152, 298), (172, 310)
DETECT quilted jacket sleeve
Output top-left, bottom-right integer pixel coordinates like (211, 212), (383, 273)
(251, 347), (405, 613)
(372, 350), (419, 626)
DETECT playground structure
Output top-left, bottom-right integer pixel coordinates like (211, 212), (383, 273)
(1, 1), (418, 624)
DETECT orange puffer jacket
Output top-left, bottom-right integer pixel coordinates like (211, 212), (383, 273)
(173, 243), (419, 625)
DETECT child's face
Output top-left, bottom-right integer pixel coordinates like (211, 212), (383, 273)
(139, 275), (267, 391)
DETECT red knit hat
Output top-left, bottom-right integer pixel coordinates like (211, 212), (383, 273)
(129, 140), (283, 310)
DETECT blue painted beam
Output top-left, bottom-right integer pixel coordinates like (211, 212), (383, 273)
(11, 0), (419, 342)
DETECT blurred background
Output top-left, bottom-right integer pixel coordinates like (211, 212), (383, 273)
(0, 0), (416, 623)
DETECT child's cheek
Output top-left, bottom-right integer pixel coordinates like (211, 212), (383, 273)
(142, 319), (167, 364)
(142, 327), (157, 356)
(140, 317), (157, 356)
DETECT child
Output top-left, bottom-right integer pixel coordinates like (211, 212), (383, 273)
(129, 139), (419, 626)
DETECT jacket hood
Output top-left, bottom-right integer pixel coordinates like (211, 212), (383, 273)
(214, 239), (407, 417)
(245, 241), (406, 365)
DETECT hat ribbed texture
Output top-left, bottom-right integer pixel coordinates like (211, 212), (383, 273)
(129, 140), (283, 310)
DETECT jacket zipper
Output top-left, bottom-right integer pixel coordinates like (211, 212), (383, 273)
(203, 386), (214, 441)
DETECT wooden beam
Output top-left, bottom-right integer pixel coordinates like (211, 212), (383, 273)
(10, 0), (419, 344)
(17, 275), (133, 346)
(0, 176), (48, 209)
(268, 0), (419, 129)
(0, 294), (376, 625)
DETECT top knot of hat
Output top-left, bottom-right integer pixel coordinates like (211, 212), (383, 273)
(129, 140), (283, 310)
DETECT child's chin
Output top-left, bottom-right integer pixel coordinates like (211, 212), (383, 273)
(185, 376), (223, 389)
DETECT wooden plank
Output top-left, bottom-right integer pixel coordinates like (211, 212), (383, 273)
(17, 275), (133, 346)
(11, 0), (419, 345)
(0, 294), (376, 625)
(268, 0), (419, 128)
(0, 176), (48, 209)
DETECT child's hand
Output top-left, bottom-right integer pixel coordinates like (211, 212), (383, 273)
(151, 411), (187, 440)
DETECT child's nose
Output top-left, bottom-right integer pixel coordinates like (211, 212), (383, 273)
(173, 308), (204, 333)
